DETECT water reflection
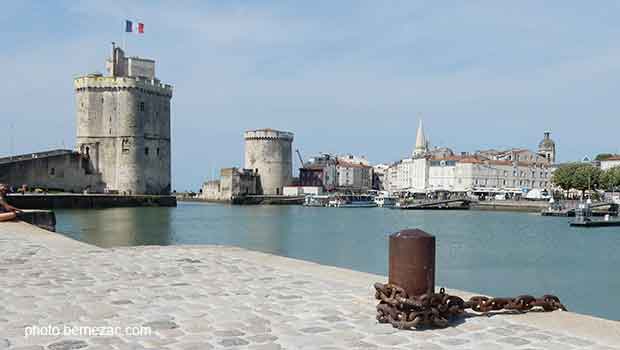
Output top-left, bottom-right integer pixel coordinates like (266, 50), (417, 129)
(56, 207), (173, 247)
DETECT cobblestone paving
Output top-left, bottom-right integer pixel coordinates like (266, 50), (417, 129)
(1, 223), (619, 350)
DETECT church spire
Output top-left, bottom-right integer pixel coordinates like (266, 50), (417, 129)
(413, 119), (427, 157)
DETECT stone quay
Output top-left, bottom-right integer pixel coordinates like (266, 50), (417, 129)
(1, 221), (619, 349)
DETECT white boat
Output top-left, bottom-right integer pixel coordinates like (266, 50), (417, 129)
(374, 195), (397, 208)
(303, 194), (330, 207)
(328, 194), (377, 208)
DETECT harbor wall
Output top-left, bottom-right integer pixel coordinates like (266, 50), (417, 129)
(6, 194), (177, 209)
(472, 200), (548, 212)
(18, 210), (56, 231)
(0, 151), (103, 193)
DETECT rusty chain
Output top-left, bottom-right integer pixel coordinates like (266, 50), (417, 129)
(374, 282), (566, 329)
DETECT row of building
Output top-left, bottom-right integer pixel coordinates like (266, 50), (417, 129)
(376, 123), (556, 196)
(294, 121), (558, 197)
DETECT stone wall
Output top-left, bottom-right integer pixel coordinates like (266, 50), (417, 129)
(0, 151), (103, 192)
(200, 168), (259, 201)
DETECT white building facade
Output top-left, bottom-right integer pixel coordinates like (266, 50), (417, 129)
(386, 122), (554, 194)
(600, 157), (620, 171)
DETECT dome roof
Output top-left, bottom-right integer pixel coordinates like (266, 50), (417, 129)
(538, 132), (555, 149)
(539, 138), (555, 148)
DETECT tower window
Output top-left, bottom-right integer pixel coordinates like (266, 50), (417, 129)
(50, 167), (55, 176)
(156, 148), (160, 156)
(139, 102), (145, 112)
(121, 139), (130, 153)
(145, 147), (150, 156)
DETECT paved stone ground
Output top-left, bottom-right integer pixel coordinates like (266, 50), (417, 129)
(1, 222), (619, 350)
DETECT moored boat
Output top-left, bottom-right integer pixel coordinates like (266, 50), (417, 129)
(328, 194), (377, 208)
(570, 203), (620, 227)
(374, 195), (397, 208)
(303, 194), (330, 207)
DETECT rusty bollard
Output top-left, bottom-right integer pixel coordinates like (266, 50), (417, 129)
(388, 229), (435, 296)
(376, 228), (566, 330)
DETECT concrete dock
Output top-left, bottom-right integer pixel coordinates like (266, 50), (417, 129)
(1, 221), (619, 349)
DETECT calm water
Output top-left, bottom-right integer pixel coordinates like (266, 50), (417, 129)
(55, 202), (620, 321)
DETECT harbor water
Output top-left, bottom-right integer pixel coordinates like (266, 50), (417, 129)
(55, 202), (620, 321)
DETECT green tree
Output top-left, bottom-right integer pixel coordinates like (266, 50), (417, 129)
(601, 167), (620, 191)
(551, 163), (579, 192)
(572, 165), (602, 195)
(552, 163), (603, 197)
(595, 153), (616, 161)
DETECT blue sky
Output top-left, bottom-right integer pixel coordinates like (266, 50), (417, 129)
(2, 1), (619, 190)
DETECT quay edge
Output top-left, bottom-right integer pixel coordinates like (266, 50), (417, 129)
(7, 193), (177, 209)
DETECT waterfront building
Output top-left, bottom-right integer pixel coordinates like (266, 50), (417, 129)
(335, 160), (373, 191)
(385, 122), (554, 195)
(600, 156), (620, 170)
(299, 154), (338, 191)
(299, 154), (372, 192)
(427, 156), (552, 193)
(372, 163), (389, 190)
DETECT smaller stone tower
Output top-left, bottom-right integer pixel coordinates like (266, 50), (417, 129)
(538, 131), (556, 164)
(244, 129), (294, 195)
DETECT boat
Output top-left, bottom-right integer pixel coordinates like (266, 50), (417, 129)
(328, 194), (377, 208)
(374, 193), (397, 208)
(303, 194), (330, 207)
(570, 202), (620, 227)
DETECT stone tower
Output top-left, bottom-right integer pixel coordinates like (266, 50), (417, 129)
(538, 131), (556, 164)
(244, 129), (294, 195)
(413, 119), (428, 157)
(74, 44), (173, 195)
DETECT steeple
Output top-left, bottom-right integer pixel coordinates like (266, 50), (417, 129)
(413, 119), (427, 157)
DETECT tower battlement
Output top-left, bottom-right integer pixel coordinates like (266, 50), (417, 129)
(244, 129), (294, 141)
(74, 76), (173, 97)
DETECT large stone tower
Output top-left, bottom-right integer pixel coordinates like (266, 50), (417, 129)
(538, 131), (556, 164)
(244, 129), (294, 195)
(74, 44), (173, 195)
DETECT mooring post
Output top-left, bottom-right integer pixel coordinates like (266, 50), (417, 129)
(388, 229), (435, 296)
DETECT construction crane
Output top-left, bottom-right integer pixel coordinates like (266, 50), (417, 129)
(295, 149), (304, 166)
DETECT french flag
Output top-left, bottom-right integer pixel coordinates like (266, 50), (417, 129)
(125, 20), (144, 33)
